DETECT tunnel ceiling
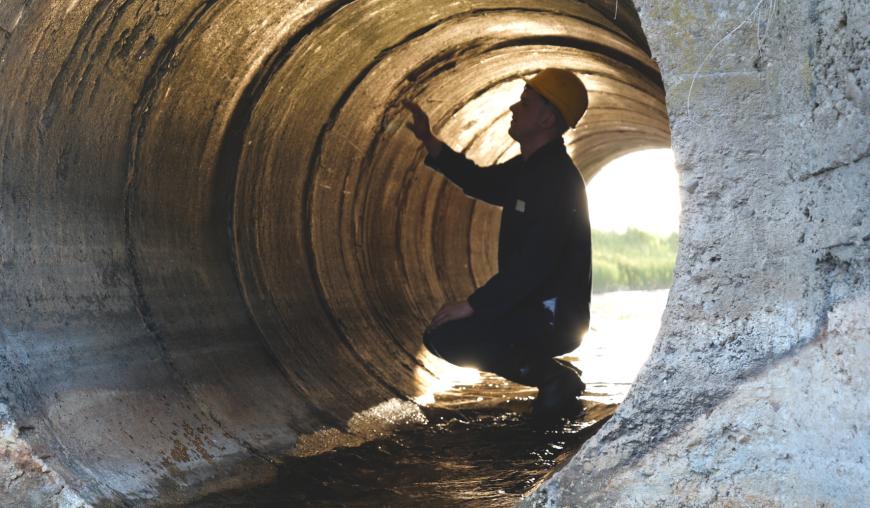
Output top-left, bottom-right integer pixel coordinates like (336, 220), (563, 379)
(0, 0), (669, 503)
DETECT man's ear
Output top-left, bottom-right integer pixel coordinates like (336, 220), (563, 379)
(537, 105), (558, 130)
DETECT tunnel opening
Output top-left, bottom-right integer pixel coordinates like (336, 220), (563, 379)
(572, 148), (680, 405)
(0, 0), (676, 505)
(418, 146), (680, 405)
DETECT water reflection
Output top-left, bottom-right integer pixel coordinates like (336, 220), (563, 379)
(188, 389), (612, 507)
(423, 289), (667, 406)
(186, 290), (665, 507)
(570, 289), (668, 404)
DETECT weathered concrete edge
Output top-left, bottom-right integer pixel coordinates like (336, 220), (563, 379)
(0, 402), (90, 508)
(522, 0), (869, 505)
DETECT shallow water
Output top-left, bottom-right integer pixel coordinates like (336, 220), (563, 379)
(187, 290), (666, 507)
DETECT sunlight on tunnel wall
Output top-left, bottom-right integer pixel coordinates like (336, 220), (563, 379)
(0, 0), (671, 503)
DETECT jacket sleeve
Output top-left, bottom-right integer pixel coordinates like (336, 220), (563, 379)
(424, 142), (513, 207)
(467, 173), (577, 317)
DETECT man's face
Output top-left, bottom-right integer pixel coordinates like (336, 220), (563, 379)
(508, 86), (554, 142)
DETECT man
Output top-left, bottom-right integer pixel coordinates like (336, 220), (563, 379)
(404, 68), (592, 419)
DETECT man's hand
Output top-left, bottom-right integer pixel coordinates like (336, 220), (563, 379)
(428, 301), (474, 331)
(403, 99), (432, 140)
(402, 100), (443, 158)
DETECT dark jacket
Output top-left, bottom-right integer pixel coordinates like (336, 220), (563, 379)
(425, 138), (592, 337)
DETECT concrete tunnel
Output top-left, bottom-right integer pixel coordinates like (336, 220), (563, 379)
(1, 0), (869, 506)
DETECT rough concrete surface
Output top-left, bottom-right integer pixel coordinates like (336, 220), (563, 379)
(0, 1), (666, 504)
(0, 0), (867, 505)
(1, 404), (90, 508)
(525, 0), (870, 505)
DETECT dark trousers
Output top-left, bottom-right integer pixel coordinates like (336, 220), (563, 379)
(422, 301), (581, 388)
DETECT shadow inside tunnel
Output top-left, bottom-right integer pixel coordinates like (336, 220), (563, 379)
(181, 371), (615, 508)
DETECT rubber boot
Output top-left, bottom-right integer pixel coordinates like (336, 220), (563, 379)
(531, 360), (585, 421)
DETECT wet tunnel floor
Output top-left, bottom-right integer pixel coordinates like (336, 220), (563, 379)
(186, 375), (615, 508)
(183, 290), (665, 507)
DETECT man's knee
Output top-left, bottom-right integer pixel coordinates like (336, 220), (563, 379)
(421, 317), (482, 363)
(422, 318), (465, 355)
(422, 328), (443, 358)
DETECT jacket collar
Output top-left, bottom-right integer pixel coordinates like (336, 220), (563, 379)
(523, 137), (567, 167)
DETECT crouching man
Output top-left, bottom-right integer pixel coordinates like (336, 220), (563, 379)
(404, 68), (593, 419)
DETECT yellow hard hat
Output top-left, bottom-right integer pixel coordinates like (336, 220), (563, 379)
(524, 68), (588, 128)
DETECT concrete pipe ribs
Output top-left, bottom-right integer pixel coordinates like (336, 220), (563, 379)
(0, 0), (667, 503)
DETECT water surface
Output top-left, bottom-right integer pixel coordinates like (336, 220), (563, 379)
(187, 290), (666, 507)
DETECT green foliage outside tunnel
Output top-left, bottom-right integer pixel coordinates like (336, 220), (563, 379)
(592, 229), (678, 294)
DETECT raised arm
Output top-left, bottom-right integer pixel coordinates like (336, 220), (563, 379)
(404, 99), (443, 158)
(404, 100), (514, 207)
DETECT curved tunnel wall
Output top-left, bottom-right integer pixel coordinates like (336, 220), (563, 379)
(0, 0), (669, 503)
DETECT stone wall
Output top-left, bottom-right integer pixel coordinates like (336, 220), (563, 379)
(526, 1), (870, 505)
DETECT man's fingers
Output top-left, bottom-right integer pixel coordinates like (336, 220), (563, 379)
(432, 309), (447, 325)
(402, 99), (421, 114)
(428, 307), (448, 330)
(402, 100), (420, 118)
(403, 100), (428, 124)
(428, 302), (469, 332)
